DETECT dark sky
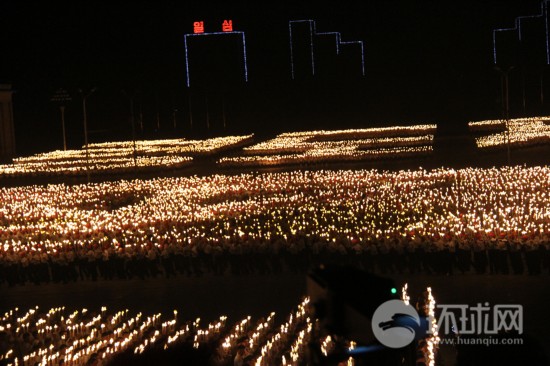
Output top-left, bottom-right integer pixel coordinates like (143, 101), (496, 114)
(0, 1), (546, 154)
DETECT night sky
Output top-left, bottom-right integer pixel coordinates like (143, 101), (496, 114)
(0, 1), (546, 155)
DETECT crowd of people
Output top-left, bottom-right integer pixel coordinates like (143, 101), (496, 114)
(218, 126), (435, 167)
(0, 232), (548, 286)
(1, 166), (550, 285)
(0, 298), (314, 366)
(469, 117), (550, 149)
(0, 135), (253, 178)
(0, 293), (443, 366)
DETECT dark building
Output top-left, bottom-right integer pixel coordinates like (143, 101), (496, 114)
(0, 84), (16, 162)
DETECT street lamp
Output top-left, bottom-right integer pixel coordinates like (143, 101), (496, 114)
(50, 88), (72, 150)
(188, 92), (193, 130)
(172, 108), (178, 130)
(495, 66), (514, 165)
(121, 90), (138, 168)
(79, 87), (98, 182)
(205, 94), (210, 130)
(222, 94), (227, 131)
(139, 103), (144, 134)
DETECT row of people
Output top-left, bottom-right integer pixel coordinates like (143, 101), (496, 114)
(1, 237), (549, 285)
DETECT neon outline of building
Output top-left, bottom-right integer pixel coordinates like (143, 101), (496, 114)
(492, 1), (550, 64)
(289, 19), (365, 79)
(184, 31), (249, 87)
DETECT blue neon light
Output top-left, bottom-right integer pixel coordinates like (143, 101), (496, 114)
(184, 35), (191, 87)
(184, 31), (249, 87)
(492, 1), (549, 65)
(516, 3), (545, 41)
(242, 33), (249, 83)
(289, 20), (316, 79)
(289, 20), (365, 79)
(493, 26), (517, 65)
(289, 22), (295, 79)
(316, 31), (341, 54)
(340, 40), (365, 76)
(315, 29), (365, 74)
(309, 21), (316, 75)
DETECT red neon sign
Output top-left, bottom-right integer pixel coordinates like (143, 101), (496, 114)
(222, 20), (233, 32)
(193, 21), (204, 34)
